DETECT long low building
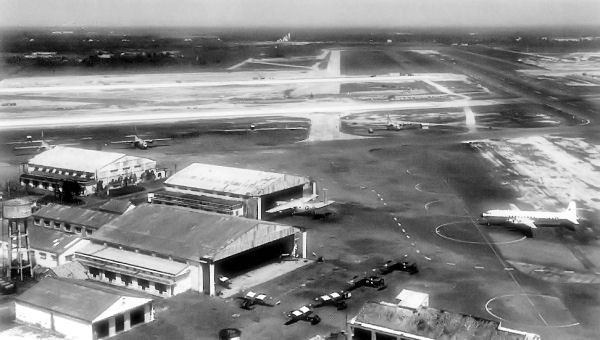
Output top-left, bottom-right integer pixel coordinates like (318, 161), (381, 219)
(149, 162), (312, 219)
(348, 291), (540, 340)
(75, 204), (308, 297)
(20, 146), (162, 196)
(32, 203), (118, 237)
(15, 278), (154, 340)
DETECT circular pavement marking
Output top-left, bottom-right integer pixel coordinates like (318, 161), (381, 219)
(414, 182), (453, 195)
(435, 221), (526, 245)
(485, 294), (580, 328)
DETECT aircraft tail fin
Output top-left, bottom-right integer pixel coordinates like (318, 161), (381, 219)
(565, 201), (578, 224)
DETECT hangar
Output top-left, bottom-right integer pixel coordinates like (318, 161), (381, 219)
(15, 278), (154, 340)
(20, 146), (161, 196)
(75, 204), (308, 297)
(149, 163), (312, 219)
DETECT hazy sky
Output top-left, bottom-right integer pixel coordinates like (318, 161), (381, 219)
(2, 0), (599, 28)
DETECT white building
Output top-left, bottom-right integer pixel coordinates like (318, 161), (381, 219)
(20, 146), (160, 196)
(150, 162), (311, 219)
(15, 278), (154, 340)
(1, 224), (89, 269)
(76, 204), (308, 297)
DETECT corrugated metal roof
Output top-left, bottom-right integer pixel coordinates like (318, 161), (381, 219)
(33, 203), (117, 230)
(29, 227), (82, 254)
(28, 146), (125, 173)
(16, 278), (132, 322)
(77, 243), (189, 276)
(50, 261), (88, 280)
(165, 163), (310, 196)
(97, 199), (133, 215)
(354, 302), (525, 340)
(89, 204), (298, 261)
(0, 223), (80, 255)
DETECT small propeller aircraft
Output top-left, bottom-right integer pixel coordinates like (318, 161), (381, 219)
(7, 132), (79, 153)
(312, 291), (351, 310)
(368, 114), (429, 134)
(266, 190), (334, 217)
(375, 260), (419, 276)
(284, 306), (321, 325)
(346, 274), (387, 291)
(110, 134), (171, 150)
(236, 291), (280, 310)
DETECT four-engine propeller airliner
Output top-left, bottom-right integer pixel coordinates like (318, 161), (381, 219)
(480, 201), (579, 237)
(110, 134), (171, 150)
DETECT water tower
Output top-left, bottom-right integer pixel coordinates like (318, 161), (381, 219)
(2, 198), (33, 280)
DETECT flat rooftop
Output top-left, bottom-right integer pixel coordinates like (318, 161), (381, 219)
(165, 162), (310, 197)
(353, 302), (526, 340)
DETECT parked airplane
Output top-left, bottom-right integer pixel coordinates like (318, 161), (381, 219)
(236, 291), (280, 310)
(110, 134), (171, 150)
(266, 191), (334, 216)
(8, 132), (78, 153)
(209, 122), (308, 133)
(284, 306), (321, 325)
(480, 201), (579, 237)
(368, 114), (429, 133)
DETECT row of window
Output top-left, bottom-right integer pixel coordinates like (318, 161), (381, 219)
(31, 166), (91, 179)
(33, 218), (93, 236)
(89, 267), (169, 294)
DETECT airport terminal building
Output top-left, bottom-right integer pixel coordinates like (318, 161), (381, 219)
(20, 146), (161, 196)
(75, 204), (308, 297)
(148, 163), (311, 219)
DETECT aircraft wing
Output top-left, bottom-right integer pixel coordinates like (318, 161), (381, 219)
(509, 218), (537, 230)
(110, 140), (134, 144)
(266, 201), (297, 213)
(310, 200), (335, 209)
(7, 140), (45, 145)
(509, 203), (521, 211)
(13, 144), (42, 150)
(145, 138), (172, 143)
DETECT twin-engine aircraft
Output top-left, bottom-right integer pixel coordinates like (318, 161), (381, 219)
(480, 201), (579, 237)
(110, 134), (171, 150)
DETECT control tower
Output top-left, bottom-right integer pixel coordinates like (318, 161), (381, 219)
(2, 198), (33, 280)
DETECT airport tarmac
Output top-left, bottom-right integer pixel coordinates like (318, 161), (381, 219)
(0, 44), (599, 340)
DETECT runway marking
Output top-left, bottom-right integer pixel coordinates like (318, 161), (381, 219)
(424, 199), (440, 211)
(406, 235), (410, 239)
(401, 229), (406, 233)
(533, 269), (546, 272)
(504, 267), (514, 271)
(446, 262), (456, 266)
(383, 202), (387, 206)
(435, 221), (527, 245)
(424, 256), (432, 261)
(485, 294), (580, 328)
(475, 266), (485, 269)
(393, 217), (397, 221)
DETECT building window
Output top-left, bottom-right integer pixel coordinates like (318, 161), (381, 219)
(130, 307), (145, 326)
(74, 226), (82, 233)
(50, 254), (57, 261)
(86, 229), (93, 236)
(138, 278), (149, 290)
(155, 282), (167, 294)
(93, 320), (109, 339)
(64, 223), (71, 232)
(115, 314), (125, 332)
(54, 222), (61, 229)
(104, 271), (116, 282)
(121, 274), (132, 286)
(44, 220), (51, 228)
(34, 218), (41, 226)
(39, 252), (47, 260)
(89, 267), (100, 278)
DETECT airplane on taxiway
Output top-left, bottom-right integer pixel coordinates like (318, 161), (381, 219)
(7, 132), (79, 153)
(480, 201), (578, 237)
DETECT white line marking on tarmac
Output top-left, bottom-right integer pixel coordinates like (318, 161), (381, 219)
(393, 217), (397, 221)
(424, 256), (432, 261)
(406, 235), (410, 239)
(401, 229), (406, 233)
(446, 262), (456, 266)
(564, 270), (574, 274)
(538, 313), (549, 326)
(534, 269), (546, 272)
(504, 267), (514, 271)
(475, 266), (485, 269)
